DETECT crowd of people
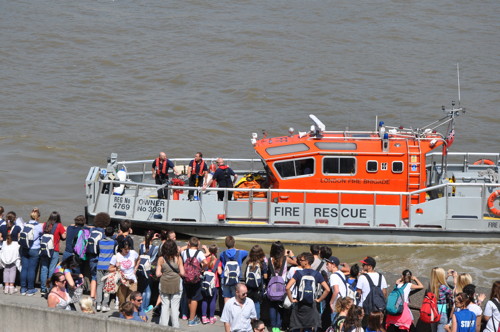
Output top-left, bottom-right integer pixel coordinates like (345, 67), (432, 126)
(0, 205), (499, 332)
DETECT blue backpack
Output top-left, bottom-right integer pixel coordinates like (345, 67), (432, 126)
(386, 283), (408, 315)
(19, 223), (38, 249)
(223, 251), (240, 286)
(86, 229), (103, 255)
(297, 272), (317, 304)
(40, 224), (58, 258)
(201, 259), (219, 298)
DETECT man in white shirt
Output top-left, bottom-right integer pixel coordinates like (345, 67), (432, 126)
(327, 256), (347, 318)
(221, 283), (257, 332)
(356, 256), (388, 327)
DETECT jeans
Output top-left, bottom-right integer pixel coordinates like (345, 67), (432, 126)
(160, 291), (182, 328)
(39, 252), (59, 293)
(436, 311), (449, 332)
(269, 300), (283, 329)
(20, 248), (40, 292)
(141, 281), (152, 311)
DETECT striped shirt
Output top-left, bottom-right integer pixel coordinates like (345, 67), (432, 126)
(97, 236), (117, 270)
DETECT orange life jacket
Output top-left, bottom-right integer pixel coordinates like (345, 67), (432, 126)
(155, 158), (168, 175)
(191, 159), (206, 176)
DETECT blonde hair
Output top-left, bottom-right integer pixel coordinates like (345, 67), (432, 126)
(455, 273), (472, 293)
(79, 296), (95, 314)
(430, 267), (448, 298)
(30, 207), (40, 220)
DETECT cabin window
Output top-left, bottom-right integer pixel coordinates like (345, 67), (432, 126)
(274, 158), (315, 179)
(367, 161), (378, 173)
(314, 142), (357, 150)
(381, 162), (388, 171)
(392, 161), (404, 173)
(323, 157), (356, 175)
(266, 143), (309, 156)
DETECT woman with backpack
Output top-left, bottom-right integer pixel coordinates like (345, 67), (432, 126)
(245, 245), (268, 319)
(430, 267), (454, 332)
(156, 238), (185, 328)
(39, 211), (66, 298)
(19, 207), (44, 296)
(137, 229), (160, 313)
(201, 244), (222, 324)
(386, 269), (424, 331)
(482, 281), (500, 332)
(268, 241), (297, 332)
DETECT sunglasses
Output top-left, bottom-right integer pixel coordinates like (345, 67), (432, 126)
(256, 328), (266, 332)
(135, 299), (143, 302)
(58, 279), (67, 283)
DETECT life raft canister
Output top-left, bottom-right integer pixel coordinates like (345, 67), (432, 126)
(473, 159), (495, 165)
(487, 190), (500, 217)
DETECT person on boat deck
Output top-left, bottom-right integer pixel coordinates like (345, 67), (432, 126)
(187, 152), (208, 200)
(204, 158), (238, 201)
(151, 152), (178, 199)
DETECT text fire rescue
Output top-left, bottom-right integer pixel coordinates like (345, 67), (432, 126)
(273, 206), (368, 218)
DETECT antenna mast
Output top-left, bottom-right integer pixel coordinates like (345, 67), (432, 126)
(457, 63), (461, 107)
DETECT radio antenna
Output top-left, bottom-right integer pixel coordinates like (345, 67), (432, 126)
(457, 63), (461, 107)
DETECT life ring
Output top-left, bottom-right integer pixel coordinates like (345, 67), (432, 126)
(487, 190), (500, 217)
(473, 159), (495, 165)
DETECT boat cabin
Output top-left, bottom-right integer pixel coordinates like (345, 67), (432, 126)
(253, 116), (447, 216)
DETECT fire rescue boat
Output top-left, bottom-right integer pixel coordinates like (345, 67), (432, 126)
(85, 102), (500, 245)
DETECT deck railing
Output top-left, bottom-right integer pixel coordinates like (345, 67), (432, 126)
(91, 176), (499, 228)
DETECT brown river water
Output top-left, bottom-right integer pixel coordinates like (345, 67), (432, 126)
(0, 0), (498, 286)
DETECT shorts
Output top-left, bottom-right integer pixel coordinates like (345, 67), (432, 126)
(184, 282), (203, 301)
(221, 284), (236, 298)
(88, 255), (98, 281)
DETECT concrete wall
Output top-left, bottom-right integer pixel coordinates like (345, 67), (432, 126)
(0, 299), (179, 332)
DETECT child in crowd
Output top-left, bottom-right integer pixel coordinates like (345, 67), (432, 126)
(180, 237), (207, 327)
(344, 305), (365, 332)
(244, 244), (268, 320)
(367, 311), (386, 332)
(109, 239), (139, 306)
(0, 212), (21, 294)
(138, 229), (159, 313)
(116, 219), (134, 250)
(201, 244), (223, 324)
(96, 226), (116, 312)
(330, 297), (354, 332)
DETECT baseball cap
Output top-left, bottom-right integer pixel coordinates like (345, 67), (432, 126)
(325, 256), (340, 266)
(360, 256), (376, 267)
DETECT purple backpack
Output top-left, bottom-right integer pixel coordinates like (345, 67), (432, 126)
(266, 257), (287, 301)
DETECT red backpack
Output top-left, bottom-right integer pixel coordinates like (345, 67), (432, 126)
(183, 249), (202, 284)
(420, 292), (441, 323)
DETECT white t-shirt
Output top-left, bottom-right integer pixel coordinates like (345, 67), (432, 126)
(356, 272), (388, 305)
(467, 303), (483, 316)
(329, 271), (347, 300)
(483, 299), (500, 332)
(181, 248), (206, 263)
(110, 250), (139, 281)
(396, 282), (412, 303)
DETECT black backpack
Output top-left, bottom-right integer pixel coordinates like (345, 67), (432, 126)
(362, 273), (387, 314)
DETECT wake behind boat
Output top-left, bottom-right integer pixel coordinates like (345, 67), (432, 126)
(85, 100), (500, 245)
